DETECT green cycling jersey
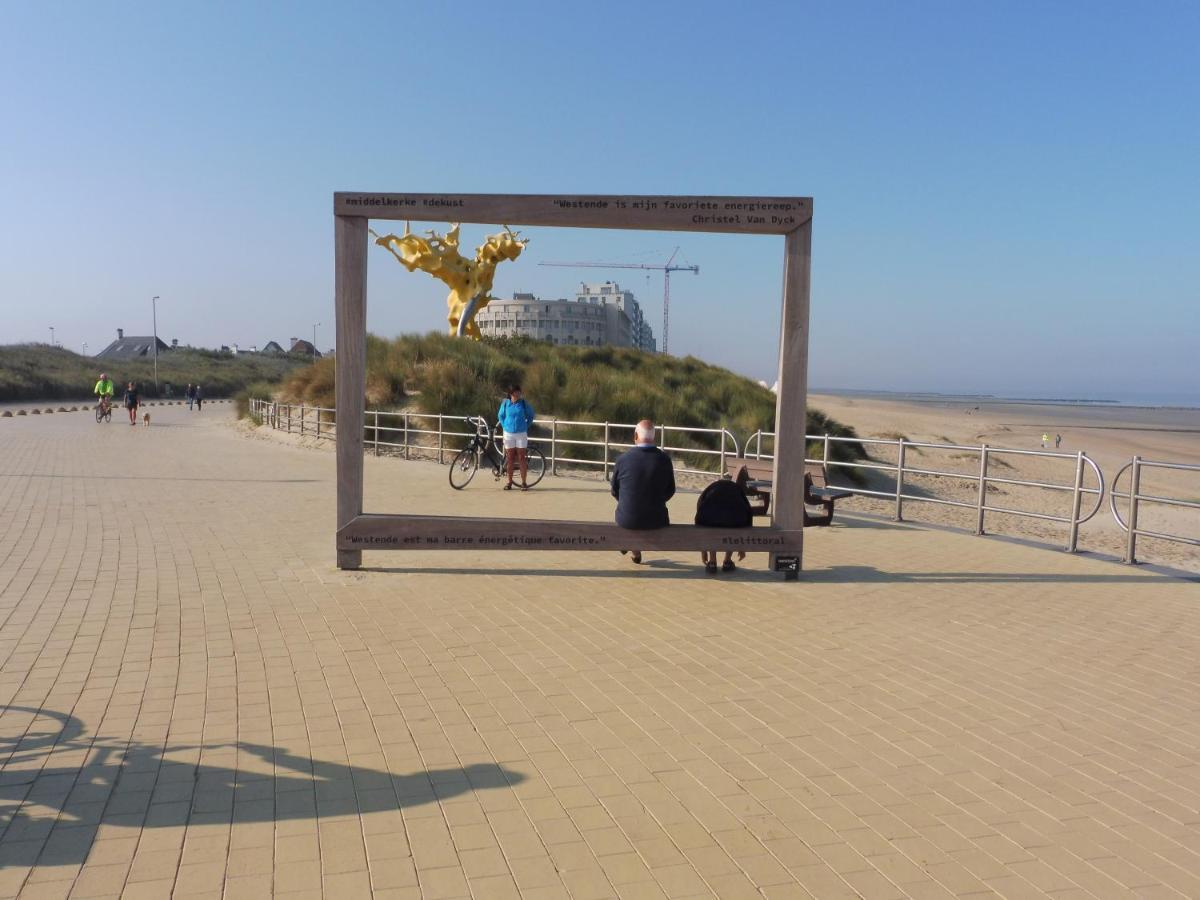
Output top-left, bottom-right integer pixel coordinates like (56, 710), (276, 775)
(94, 378), (114, 398)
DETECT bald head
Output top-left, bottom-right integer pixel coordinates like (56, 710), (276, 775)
(634, 419), (656, 445)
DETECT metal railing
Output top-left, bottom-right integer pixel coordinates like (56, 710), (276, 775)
(1109, 457), (1200, 564)
(745, 430), (1105, 552)
(249, 399), (739, 478)
(250, 399), (1199, 563)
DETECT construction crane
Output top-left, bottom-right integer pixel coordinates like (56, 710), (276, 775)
(538, 248), (698, 354)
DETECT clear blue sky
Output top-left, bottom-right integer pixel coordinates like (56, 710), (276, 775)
(2, 1), (1196, 400)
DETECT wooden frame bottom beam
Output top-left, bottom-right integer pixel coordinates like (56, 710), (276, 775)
(337, 514), (802, 558)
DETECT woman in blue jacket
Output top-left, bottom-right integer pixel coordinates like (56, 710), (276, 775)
(497, 385), (535, 490)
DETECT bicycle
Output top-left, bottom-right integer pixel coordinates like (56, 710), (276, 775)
(94, 396), (113, 423)
(449, 415), (546, 490)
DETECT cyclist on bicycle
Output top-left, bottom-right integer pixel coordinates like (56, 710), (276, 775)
(94, 373), (114, 411)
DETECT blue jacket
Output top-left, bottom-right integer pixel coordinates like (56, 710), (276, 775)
(611, 445), (676, 529)
(497, 398), (535, 434)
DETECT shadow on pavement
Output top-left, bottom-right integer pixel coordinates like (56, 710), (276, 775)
(804, 565), (1182, 584)
(359, 561), (786, 582)
(354, 560), (1181, 585)
(0, 707), (525, 869)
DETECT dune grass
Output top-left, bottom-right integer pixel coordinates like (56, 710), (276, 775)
(275, 333), (866, 471)
(0, 344), (311, 403)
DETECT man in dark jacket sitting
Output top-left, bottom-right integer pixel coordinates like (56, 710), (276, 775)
(611, 419), (675, 564)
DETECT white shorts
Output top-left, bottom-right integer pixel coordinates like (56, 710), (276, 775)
(502, 432), (528, 450)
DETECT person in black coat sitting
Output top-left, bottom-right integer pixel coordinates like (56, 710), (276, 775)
(611, 419), (675, 564)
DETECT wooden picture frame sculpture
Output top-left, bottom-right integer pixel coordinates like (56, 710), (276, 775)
(334, 193), (813, 578)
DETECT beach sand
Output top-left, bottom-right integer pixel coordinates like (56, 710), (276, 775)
(809, 393), (1200, 572)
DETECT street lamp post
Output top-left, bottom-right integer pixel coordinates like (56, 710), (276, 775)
(49, 326), (55, 347)
(152, 296), (160, 395)
(82, 342), (88, 356)
(313, 322), (321, 356)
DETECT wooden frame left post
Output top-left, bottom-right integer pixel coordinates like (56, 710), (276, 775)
(335, 215), (367, 569)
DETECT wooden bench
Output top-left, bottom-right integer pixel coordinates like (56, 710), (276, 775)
(724, 459), (854, 526)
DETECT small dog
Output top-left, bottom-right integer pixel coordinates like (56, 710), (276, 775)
(142, 412), (151, 427)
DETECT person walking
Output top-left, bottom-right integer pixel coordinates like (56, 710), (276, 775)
(194, 384), (203, 412)
(122, 381), (140, 426)
(497, 385), (534, 490)
(1055, 433), (1062, 449)
(611, 419), (675, 564)
(185, 383), (195, 410)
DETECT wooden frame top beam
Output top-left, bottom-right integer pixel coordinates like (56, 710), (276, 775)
(334, 193), (812, 235)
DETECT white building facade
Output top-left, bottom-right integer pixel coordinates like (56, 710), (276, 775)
(573, 282), (656, 352)
(474, 282), (656, 351)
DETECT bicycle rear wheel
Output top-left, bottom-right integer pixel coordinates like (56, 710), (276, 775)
(524, 447), (547, 487)
(448, 448), (478, 490)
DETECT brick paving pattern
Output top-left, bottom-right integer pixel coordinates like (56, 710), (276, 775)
(0, 404), (1197, 898)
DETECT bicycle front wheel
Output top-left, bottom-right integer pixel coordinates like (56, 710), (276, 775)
(524, 447), (547, 487)
(448, 448), (479, 490)
(95, 404), (103, 423)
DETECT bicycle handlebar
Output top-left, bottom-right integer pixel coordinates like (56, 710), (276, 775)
(464, 415), (494, 438)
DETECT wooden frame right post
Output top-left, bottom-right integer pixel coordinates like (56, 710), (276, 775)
(770, 219), (813, 578)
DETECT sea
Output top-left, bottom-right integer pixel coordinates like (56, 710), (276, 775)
(812, 389), (1200, 411)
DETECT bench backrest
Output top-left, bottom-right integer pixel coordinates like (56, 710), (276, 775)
(724, 458), (831, 488)
(724, 458), (774, 481)
(804, 462), (829, 489)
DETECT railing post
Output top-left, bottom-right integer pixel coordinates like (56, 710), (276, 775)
(373, 410), (380, 456)
(316, 408), (321, 439)
(1125, 456), (1142, 564)
(975, 444), (989, 535)
(895, 439), (907, 522)
(301, 405), (306, 436)
(1067, 451), (1085, 552)
(823, 434), (831, 468)
(403, 413), (409, 459)
(603, 421), (611, 479)
(551, 418), (558, 476)
(287, 404), (292, 433)
(437, 414), (444, 464)
(720, 430), (727, 473)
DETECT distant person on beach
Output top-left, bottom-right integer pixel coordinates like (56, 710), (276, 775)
(497, 384), (535, 490)
(612, 419), (675, 564)
(1041, 433), (1050, 448)
(185, 383), (195, 410)
(1055, 433), (1062, 449)
(122, 382), (140, 426)
(194, 385), (203, 411)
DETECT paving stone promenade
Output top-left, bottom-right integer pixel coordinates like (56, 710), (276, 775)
(1, 404), (1197, 899)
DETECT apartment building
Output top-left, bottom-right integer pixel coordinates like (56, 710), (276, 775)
(475, 282), (657, 350)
